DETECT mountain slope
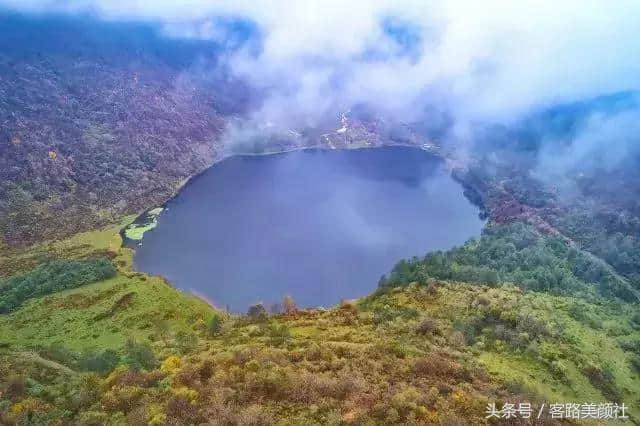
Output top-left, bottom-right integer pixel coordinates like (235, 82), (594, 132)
(0, 13), (244, 246)
(1, 223), (639, 424)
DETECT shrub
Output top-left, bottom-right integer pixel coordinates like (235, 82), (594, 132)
(453, 320), (479, 345)
(390, 386), (423, 420)
(632, 312), (640, 328)
(198, 360), (215, 382)
(268, 323), (291, 346)
(247, 304), (268, 322)
(620, 339), (640, 355)
(568, 303), (588, 322)
(208, 314), (224, 337)
(416, 317), (438, 336)
(76, 410), (109, 425)
(549, 360), (570, 384)
(167, 395), (200, 423)
(175, 330), (198, 354)
(160, 356), (181, 374)
(386, 341), (411, 359)
(143, 370), (167, 387)
(39, 343), (75, 366)
(304, 343), (334, 362)
(101, 385), (144, 413)
(125, 405), (149, 426)
(152, 319), (170, 343)
(515, 312), (549, 339)
(440, 414), (466, 426)
(288, 371), (361, 403)
(449, 331), (466, 348)
(8, 397), (48, 419)
(373, 305), (420, 324)
(123, 338), (157, 371)
(234, 405), (274, 426)
(173, 367), (201, 388)
(245, 367), (291, 401)
(232, 349), (253, 365)
(78, 349), (120, 374)
(4, 375), (26, 400)
(413, 355), (462, 379)
(110, 369), (151, 388)
(332, 344), (352, 359)
(246, 359), (260, 372)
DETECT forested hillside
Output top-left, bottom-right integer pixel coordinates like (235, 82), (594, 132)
(381, 222), (638, 302)
(0, 13), (245, 246)
(451, 93), (640, 304)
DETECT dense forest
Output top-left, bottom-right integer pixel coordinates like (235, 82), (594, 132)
(381, 222), (638, 302)
(0, 258), (116, 313)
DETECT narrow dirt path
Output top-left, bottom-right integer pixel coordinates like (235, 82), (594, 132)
(16, 351), (76, 375)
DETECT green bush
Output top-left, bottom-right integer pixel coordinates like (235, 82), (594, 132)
(0, 258), (116, 313)
(372, 305), (420, 324)
(39, 343), (76, 366)
(549, 360), (570, 384)
(175, 330), (198, 354)
(78, 349), (120, 374)
(268, 323), (291, 346)
(123, 338), (157, 371)
(620, 339), (640, 355)
(631, 312), (640, 328)
(208, 314), (224, 337)
(247, 304), (268, 322)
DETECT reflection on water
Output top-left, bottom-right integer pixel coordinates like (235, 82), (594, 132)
(134, 147), (484, 312)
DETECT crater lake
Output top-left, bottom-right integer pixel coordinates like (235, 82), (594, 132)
(133, 147), (484, 312)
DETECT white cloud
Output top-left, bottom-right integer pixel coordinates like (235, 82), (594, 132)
(2, 0), (640, 126)
(536, 105), (640, 179)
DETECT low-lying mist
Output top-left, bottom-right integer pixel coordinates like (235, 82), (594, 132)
(2, 1), (639, 199)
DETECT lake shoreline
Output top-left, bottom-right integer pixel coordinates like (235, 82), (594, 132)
(121, 142), (450, 248)
(129, 146), (484, 311)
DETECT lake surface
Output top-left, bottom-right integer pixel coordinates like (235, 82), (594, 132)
(133, 147), (484, 312)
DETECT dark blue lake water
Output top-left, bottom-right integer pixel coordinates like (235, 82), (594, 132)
(133, 147), (484, 312)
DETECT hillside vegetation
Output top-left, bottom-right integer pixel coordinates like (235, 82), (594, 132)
(0, 257), (116, 313)
(381, 222), (638, 302)
(0, 13), (233, 246)
(1, 221), (639, 424)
